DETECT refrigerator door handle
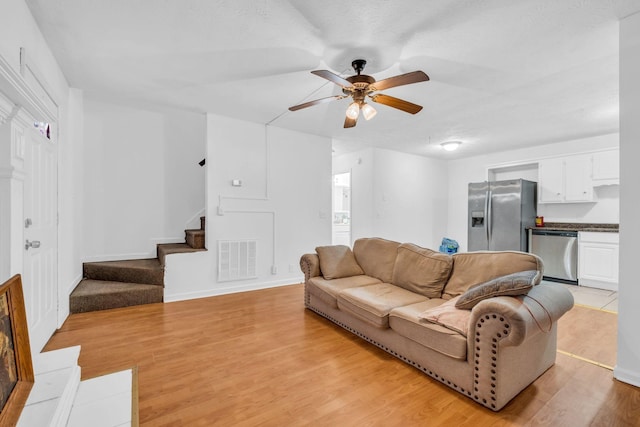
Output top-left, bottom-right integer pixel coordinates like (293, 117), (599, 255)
(486, 189), (493, 247)
(484, 189), (490, 245)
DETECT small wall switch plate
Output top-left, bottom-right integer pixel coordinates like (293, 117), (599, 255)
(217, 206), (224, 216)
(232, 179), (242, 187)
(271, 265), (278, 275)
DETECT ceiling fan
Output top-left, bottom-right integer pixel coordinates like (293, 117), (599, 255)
(289, 59), (429, 128)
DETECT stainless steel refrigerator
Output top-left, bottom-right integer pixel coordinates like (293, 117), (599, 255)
(468, 179), (537, 252)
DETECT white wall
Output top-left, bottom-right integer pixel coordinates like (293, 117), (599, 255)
(0, 0), (68, 103)
(333, 147), (449, 249)
(616, 11), (640, 388)
(447, 133), (619, 251)
(57, 88), (84, 324)
(0, 0), (81, 327)
(163, 115), (332, 301)
(82, 96), (205, 260)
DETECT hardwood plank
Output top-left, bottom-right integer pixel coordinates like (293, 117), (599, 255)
(557, 304), (617, 368)
(43, 284), (639, 426)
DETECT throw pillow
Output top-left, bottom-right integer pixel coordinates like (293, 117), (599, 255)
(419, 296), (470, 336)
(316, 245), (364, 280)
(443, 251), (543, 298)
(454, 270), (539, 310)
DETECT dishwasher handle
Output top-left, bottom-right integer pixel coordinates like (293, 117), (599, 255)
(563, 237), (578, 281)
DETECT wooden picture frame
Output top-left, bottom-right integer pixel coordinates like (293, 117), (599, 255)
(0, 275), (34, 426)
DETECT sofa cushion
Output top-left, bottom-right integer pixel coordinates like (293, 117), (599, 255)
(352, 238), (401, 283)
(389, 300), (467, 360)
(443, 251), (543, 298)
(307, 275), (382, 308)
(455, 270), (539, 310)
(391, 243), (453, 298)
(315, 245), (364, 280)
(337, 283), (427, 328)
(418, 296), (471, 337)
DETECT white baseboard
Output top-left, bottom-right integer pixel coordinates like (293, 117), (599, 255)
(151, 236), (184, 245)
(82, 252), (156, 263)
(65, 273), (82, 293)
(83, 236), (187, 263)
(164, 279), (302, 303)
(57, 273), (82, 327)
(614, 365), (640, 387)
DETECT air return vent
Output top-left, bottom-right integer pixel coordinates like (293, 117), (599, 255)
(218, 240), (257, 282)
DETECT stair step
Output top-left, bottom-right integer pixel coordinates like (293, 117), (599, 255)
(157, 243), (206, 266)
(70, 279), (163, 313)
(83, 258), (164, 286)
(185, 229), (205, 249)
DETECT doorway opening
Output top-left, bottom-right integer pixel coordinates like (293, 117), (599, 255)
(332, 172), (351, 245)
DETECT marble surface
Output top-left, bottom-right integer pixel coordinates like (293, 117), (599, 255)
(528, 222), (619, 233)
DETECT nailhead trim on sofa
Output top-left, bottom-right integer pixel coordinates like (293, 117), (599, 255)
(473, 313), (511, 409)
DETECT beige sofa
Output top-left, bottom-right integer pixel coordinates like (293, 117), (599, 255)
(300, 237), (574, 411)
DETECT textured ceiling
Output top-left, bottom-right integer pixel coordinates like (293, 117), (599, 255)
(25, 0), (640, 159)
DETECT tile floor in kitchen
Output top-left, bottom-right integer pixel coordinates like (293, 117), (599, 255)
(545, 280), (618, 312)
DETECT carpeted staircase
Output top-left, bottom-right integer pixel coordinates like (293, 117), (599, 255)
(70, 217), (206, 313)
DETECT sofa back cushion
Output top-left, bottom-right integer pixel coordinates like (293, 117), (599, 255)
(315, 245), (364, 279)
(443, 251), (543, 298)
(391, 243), (453, 298)
(352, 238), (401, 283)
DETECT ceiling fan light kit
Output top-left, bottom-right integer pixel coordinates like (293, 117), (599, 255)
(361, 103), (377, 120)
(289, 59), (429, 128)
(346, 102), (360, 119)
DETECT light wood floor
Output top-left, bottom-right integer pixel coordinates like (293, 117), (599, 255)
(557, 304), (618, 369)
(44, 284), (640, 426)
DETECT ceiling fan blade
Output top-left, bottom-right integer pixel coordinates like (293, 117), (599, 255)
(311, 70), (353, 88)
(289, 95), (343, 111)
(370, 94), (423, 114)
(369, 70), (429, 92)
(344, 115), (357, 128)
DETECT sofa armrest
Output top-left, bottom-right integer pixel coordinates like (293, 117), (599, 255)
(468, 282), (574, 347)
(300, 253), (321, 282)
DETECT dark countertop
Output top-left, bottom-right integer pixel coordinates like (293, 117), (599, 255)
(527, 222), (619, 233)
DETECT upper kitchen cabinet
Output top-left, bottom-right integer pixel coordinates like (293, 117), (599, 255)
(538, 158), (565, 202)
(592, 148), (619, 186)
(538, 154), (594, 203)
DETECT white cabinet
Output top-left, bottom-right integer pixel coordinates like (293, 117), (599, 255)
(592, 149), (619, 185)
(578, 232), (619, 291)
(538, 154), (594, 203)
(538, 158), (565, 202)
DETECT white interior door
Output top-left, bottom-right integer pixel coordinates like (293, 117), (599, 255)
(23, 121), (58, 353)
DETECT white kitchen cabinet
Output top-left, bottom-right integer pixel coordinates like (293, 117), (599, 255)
(538, 158), (565, 202)
(538, 154), (594, 203)
(592, 148), (619, 185)
(578, 231), (619, 291)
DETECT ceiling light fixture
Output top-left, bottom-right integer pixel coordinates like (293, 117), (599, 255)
(361, 103), (377, 121)
(441, 141), (462, 151)
(345, 102), (360, 120)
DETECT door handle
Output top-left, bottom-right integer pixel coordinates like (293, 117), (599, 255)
(25, 240), (41, 250)
(486, 189), (493, 247)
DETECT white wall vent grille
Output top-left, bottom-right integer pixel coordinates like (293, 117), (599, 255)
(218, 240), (257, 282)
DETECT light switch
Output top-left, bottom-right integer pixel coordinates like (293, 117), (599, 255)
(232, 179), (242, 187)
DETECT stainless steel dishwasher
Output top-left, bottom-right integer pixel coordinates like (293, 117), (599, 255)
(528, 229), (578, 284)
